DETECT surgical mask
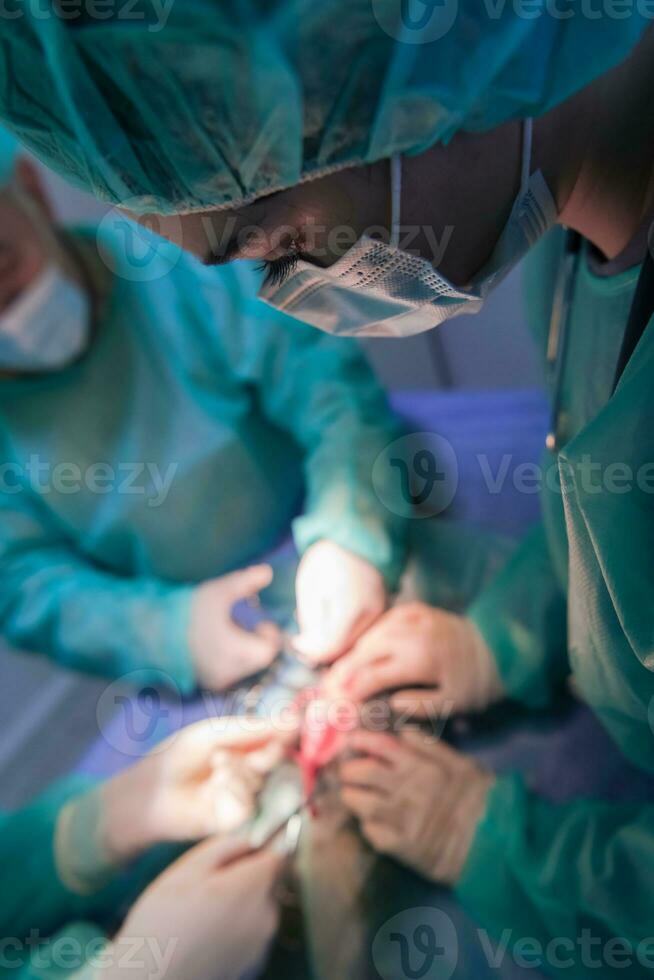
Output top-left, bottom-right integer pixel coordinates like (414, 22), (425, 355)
(259, 119), (557, 337)
(0, 263), (90, 371)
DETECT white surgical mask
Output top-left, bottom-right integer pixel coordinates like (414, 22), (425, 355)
(259, 119), (557, 337)
(0, 263), (90, 372)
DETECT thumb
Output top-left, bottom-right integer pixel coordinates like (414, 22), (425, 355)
(292, 630), (342, 664)
(164, 833), (252, 883)
(293, 604), (344, 662)
(223, 619), (281, 672)
(211, 834), (256, 869)
(216, 843), (285, 892)
(223, 564), (274, 603)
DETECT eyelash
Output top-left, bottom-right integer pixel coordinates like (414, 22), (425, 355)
(258, 251), (301, 288)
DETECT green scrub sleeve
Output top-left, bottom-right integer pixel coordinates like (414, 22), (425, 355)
(457, 774), (654, 979)
(0, 776), (101, 942)
(0, 776), (169, 943)
(0, 778), (183, 978)
(219, 276), (410, 591)
(468, 523), (568, 709)
(289, 346), (409, 592)
(214, 262), (410, 590)
(0, 492), (196, 693)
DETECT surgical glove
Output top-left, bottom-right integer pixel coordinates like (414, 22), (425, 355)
(56, 718), (291, 893)
(340, 728), (495, 886)
(189, 564), (282, 690)
(104, 836), (282, 980)
(325, 602), (504, 717)
(55, 784), (119, 896)
(106, 717), (290, 856)
(294, 540), (387, 664)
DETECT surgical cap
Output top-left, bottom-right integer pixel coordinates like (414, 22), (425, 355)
(0, 1), (647, 214)
(0, 126), (16, 186)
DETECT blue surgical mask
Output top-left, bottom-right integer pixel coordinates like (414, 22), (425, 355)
(259, 119), (557, 337)
(0, 263), (90, 371)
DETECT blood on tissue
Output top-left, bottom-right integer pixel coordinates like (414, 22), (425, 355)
(296, 687), (348, 810)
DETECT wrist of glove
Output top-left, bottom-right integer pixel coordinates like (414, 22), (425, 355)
(340, 728), (495, 887)
(412, 733), (495, 884)
(55, 785), (123, 896)
(443, 613), (505, 713)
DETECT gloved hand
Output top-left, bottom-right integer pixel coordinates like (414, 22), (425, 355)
(104, 835), (282, 980)
(104, 717), (291, 857)
(56, 718), (292, 894)
(324, 602), (504, 718)
(339, 728), (495, 886)
(189, 564), (282, 690)
(294, 540), (387, 665)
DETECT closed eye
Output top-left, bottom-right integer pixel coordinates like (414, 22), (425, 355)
(258, 252), (301, 288)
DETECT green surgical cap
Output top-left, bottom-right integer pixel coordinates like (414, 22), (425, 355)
(0, 1), (647, 214)
(0, 126), (17, 186)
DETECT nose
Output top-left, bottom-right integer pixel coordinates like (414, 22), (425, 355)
(0, 247), (39, 313)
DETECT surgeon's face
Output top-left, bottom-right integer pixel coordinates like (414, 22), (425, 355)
(129, 121), (525, 293)
(129, 161), (392, 283)
(0, 159), (88, 322)
(0, 167), (50, 313)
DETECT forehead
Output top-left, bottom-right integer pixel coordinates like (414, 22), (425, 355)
(126, 197), (278, 262)
(128, 174), (338, 248)
(126, 207), (245, 258)
(126, 172), (351, 263)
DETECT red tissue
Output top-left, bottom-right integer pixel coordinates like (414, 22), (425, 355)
(297, 688), (348, 802)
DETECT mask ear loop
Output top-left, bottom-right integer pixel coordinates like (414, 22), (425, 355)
(520, 118), (533, 195)
(390, 153), (402, 248)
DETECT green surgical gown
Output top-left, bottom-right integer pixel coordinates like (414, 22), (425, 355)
(0, 777), (175, 980)
(0, 224), (407, 692)
(458, 230), (654, 977)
